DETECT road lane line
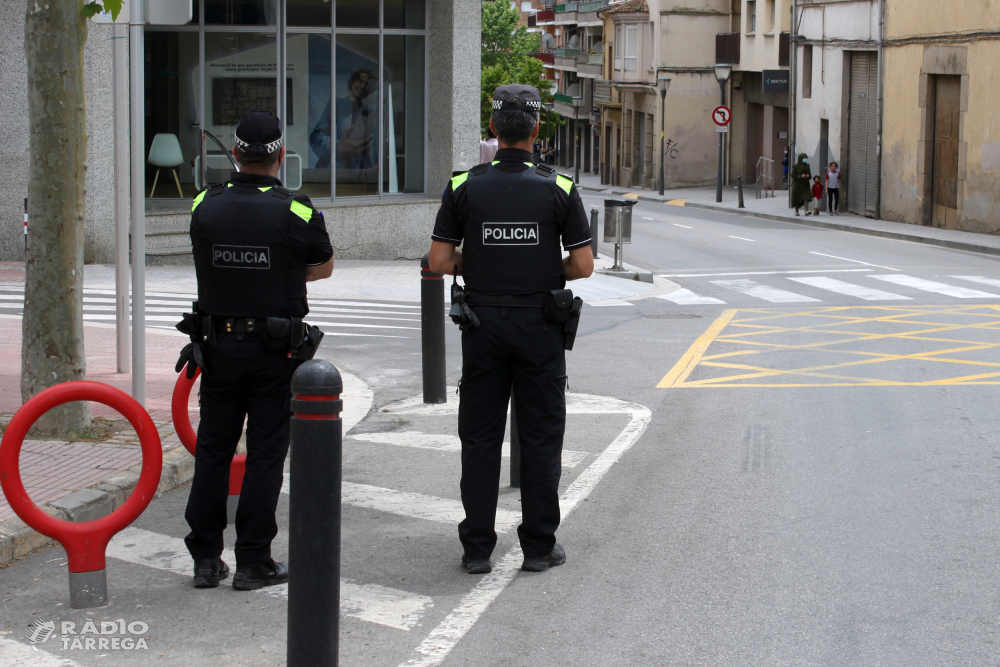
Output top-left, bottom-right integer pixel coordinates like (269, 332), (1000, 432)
(729, 236), (755, 242)
(673, 223), (692, 229)
(280, 477), (521, 532)
(948, 276), (1000, 290)
(348, 431), (588, 467)
(809, 251), (900, 271)
(657, 309), (739, 388)
(786, 276), (912, 301)
(106, 527), (432, 631)
(0, 638), (82, 666)
(869, 275), (999, 298)
(660, 269), (871, 278)
(399, 402), (653, 667)
(657, 288), (726, 305)
(711, 279), (821, 303)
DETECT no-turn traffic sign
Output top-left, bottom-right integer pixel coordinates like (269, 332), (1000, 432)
(712, 106), (731, 126)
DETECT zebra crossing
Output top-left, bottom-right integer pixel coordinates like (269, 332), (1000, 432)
(0, 286), (421, 339)
(657, 272), (1000, 306)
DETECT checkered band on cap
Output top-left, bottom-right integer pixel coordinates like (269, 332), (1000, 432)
(492, 99), (541, 111)
(235, 134), (284, 154)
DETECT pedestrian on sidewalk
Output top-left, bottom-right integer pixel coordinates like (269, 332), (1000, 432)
(479, 126), (498, 164)
(781, 147), (790, 189)
(825, 162), (841, 215)
(790, 153), (812, 216)
(807, 176), (823, 216)
(181, 111), (334, 591)
(428, 84), (594, 575)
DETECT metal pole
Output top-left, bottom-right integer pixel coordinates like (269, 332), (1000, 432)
(589, 208), (599, 259)
(737, 174), (745, 208)
(129, 0), (145, 404)
(659, 90), (665, 196)
(287, 360), (343, 667)
(420, 254), (447, 404)
(113, 22), (130, 374)
(509, 392), (520, 489)
(574, 122), (581, 184)
(716, 80), (725, 203)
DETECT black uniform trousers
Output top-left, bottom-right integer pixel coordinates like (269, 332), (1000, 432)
(184, 332), (297, 567)
(458, 305), (567, 560)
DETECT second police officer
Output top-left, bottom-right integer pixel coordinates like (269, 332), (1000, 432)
(428, 84), (595, 574)
(179, 111), (334, 591)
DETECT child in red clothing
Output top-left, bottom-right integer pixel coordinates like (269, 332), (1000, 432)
(806, 176), (823, 216)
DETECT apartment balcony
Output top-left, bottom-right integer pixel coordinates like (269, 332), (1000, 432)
(553, 48), (579, 70)
(553, 89), (591, 119)
(534, 8), (554, 23)
(534, 51), (555, 65)
(576, 0), (603, 24)
(593, 79), (621, 107)
(576, 52), (602, 78)
(553, 2), (577, 24)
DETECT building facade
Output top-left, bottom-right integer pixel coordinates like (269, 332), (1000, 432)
(0, 0), (479, 264)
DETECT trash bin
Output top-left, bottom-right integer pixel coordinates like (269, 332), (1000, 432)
(604, 199), (636, 244)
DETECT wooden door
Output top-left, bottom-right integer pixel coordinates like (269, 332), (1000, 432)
(932, 75), (961, 227)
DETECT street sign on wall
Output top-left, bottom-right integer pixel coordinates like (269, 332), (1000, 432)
(762, 70), (790, 94)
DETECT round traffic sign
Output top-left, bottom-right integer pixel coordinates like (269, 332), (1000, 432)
(712, 106), (731, 126)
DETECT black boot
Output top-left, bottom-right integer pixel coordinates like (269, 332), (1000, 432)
(193, 557), (230, 588)
(462, 553), (492, 574)
(232, 559), (289, 591)
(521, 543), (566, 572)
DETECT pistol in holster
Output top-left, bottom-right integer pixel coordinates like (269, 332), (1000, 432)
(449, 272), (480, 331)
(543, 289), (584, 351)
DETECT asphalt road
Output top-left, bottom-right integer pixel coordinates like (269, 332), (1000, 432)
(5, 199), (1000, 666)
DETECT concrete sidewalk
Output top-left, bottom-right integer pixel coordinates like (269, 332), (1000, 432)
(570, 172), (1000, 257)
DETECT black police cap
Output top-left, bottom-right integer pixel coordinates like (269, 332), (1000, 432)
(235, 111), (284, 155)
(492, 84), (542, 113)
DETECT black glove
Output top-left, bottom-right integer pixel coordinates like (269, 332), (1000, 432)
(175, 342), (208, 378)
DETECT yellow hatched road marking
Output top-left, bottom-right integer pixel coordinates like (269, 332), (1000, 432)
(657, 305), (1000, 388)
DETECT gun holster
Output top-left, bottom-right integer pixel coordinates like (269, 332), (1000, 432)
(449, 280), (480, 331)
(562, 297), (584, 351)
(543, 289), (575, 323)
(174, 306), (213, 377)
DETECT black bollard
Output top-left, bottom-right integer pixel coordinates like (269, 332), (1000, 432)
(420, 254), (447, 404)
(589, 208), (599, 259)
(509, 391), (520, 488)
(287, 360), (343, 667)
(737, 175), (745, 209)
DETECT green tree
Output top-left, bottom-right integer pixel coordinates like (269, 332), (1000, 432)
(480, 0), (560, 141)
(21, 0), (121, 435)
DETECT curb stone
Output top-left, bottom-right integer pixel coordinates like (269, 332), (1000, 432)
(0, 446), (195, 568)
(579, 184), (1000, 258)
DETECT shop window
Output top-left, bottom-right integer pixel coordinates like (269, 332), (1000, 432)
(335, 34), (379, 197)
(288, 0), (331, 27)
(383, 35), (426, 195)
(205, 0), (277, 25)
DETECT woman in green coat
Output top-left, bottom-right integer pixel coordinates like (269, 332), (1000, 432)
(790, 153), (812, 216)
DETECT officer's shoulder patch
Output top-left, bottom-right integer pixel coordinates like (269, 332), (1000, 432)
(535, 163), (555, 177)
(450, 171), (470, 191)
(289, 199), (314, 223)
(470, 163), (489, 177)
(555, 174), (574, 194)
(191, 190), (207, 212)
(270, 185), (293, 200)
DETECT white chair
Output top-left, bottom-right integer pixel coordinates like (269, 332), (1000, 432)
(148, 133), (185, 198)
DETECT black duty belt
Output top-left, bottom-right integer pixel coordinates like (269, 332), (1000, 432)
(212, 316), (264, 334)
(467, 293), (546, 308)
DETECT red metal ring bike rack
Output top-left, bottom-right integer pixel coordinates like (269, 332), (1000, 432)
(0, 381), (162, 609)
(171, 365), (245, 522)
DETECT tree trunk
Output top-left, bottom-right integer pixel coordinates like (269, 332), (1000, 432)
(22, 0), (90, 435)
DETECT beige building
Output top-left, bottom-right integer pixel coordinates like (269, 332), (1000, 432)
(596, 0), (731, 190)
(880, 1), (1000, 231)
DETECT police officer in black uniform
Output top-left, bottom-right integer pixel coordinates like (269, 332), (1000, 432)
(181, 111), (334, 590)
(428, 85), (594, 574)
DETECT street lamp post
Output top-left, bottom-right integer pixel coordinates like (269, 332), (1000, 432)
(714, 64), (732, 204)
(543, 101), (554, 163)
(656, 76), (671, 196)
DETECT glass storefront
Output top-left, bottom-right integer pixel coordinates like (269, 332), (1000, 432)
(144, 0), (426, 204)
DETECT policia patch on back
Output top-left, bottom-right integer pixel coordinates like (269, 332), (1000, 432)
(483, 222), (539, 245)
(212, 244), (271, 269)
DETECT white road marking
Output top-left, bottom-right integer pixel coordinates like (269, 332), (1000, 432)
(306, 306), (422, 318)
(868, 275), (999, 298)
(673, 224), (692, 229)
(809, 251), (900, 271)
(641, 216), (654, 220)
(729, 236), (755, 242)
(348, 431), (588, 468)
(786, 276), (911, 301)
(660, 269), (871, 278)
(79, 315), (420, 330)
(587, 301), (636, 307)
(107, 527), (431, 631)
(383, 390), (642, 417)
(0, 638), (82, 666)
(310, 300), (421, 310)
(279, 477), (521, 532)
(948, 276), (1000, 290)
(711, 279), (821, 303)
(399, 402), (653, 667)
(657, 288), (726, 305)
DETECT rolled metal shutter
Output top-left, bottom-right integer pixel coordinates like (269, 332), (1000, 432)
(847, 52), (879, 217)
